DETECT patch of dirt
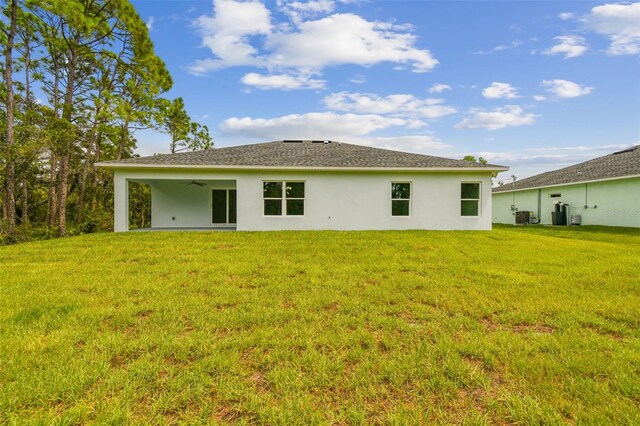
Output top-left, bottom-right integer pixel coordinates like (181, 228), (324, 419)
(225, 275), (242, 284)
(324, 301), (340, 312)
(250, 371), (267, 393)
(287, 270), (306, 278)
(211, 244), (234, 250)
(479, 317), (499, 331)
(281, 299), (296, 309)
(479, 317), (555, 334)
(214, 406), (235, 422)
(512, 323), (555, 334)
(136, 309), (153, 320)
(582, 323), (625, 340)
(178, 325), (195, 338)
(239, 282), (259, 289)
(398, 310), (422, 328)
(214, 302), (239, 310)
(109, 353), (129, 369)
(462, 354), (489, 371)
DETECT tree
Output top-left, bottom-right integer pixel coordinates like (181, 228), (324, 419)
(162, 97), (190, 154)
(161, 97), (212, 153)
(0, 0), (207, 243)
(184, 122), (213, 152)
(463, 154), (498, 178)
(2, 0), (19, 232)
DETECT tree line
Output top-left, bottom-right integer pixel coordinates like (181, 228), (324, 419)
(0, 0), (211, 243)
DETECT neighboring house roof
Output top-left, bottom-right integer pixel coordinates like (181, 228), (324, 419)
(96, 140), (508, 171)
(493, 145), (640, 193)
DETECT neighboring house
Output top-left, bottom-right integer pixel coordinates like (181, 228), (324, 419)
(96, 140), (508, 232)
(492, 146), (640, 228)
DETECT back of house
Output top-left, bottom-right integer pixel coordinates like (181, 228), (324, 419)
(97, 140), (508, 232)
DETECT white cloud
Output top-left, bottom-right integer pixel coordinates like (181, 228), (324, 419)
(482, 82), (520, 99)
(541, 79), (593, 98)
(190, 2), (438, 78)
(220, 112), (424, 140)
(189, 0), (272, 74)
(241, 72), (325, 90)
(558, 12), (574, 20)
(428, 83), (451, 94)
(323, 92), (456, 118)
(583, 3), (640, 55)
(543, 35), (588, 58)
(533, 95), (547, 101)
(349, 74), (366, 84)
(455, 106), (536, 131)
(266, 13), (438, 73)
(474, 40), (522, 55)
(146, 16), (155, 31)
(277, 0), (335, 24)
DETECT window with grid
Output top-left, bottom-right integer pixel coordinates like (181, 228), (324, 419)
(461, 182), (480, 216)
(391, 182), (411, 216)
(263, 181), (305, 216)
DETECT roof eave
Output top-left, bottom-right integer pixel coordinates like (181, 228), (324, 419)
(492, 173), (640, 193)
(95, 162), (509, 173)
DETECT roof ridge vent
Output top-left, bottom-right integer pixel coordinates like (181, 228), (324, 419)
(283, 140), (303, 143)
(312, 140), (331, 144)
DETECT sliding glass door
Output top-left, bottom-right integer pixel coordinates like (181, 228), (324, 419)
(212, 189), (236, 224)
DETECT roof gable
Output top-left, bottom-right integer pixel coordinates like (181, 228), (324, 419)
(493, 145), (640, 193)
(98, 140), (507, 171)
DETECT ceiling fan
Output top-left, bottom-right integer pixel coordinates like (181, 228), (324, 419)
(179, 180), (207, 187)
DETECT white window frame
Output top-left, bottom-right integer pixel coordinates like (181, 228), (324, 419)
(461, 181), (481, 217)
(262, 181), (305, 217)
(391, 181), (411, 217)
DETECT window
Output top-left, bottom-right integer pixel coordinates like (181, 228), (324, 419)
(391, 182), (411, 216)
(263, 181), (305, 216)
(461, 182), (480, 216)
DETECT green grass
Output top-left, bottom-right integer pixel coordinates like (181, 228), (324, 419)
(1, 226), (639, 424)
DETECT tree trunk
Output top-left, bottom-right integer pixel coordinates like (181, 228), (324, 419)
(77, 116), (99, 224)
(90, 132), (104, 214)
(20, 179), (28, 224)
(116, 121), (129, 160)
(47, 59), (61, 228)
(56, 155), (69, 236)
(3, 0), (18, 231)
(47, 152), (58, 227)
(57, 39), (78, 237)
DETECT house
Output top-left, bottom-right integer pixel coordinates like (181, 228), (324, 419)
(96, 140), (508, 232)
(492, 145), (640, 228)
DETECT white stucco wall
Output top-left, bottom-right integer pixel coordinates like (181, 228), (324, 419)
(151, 180), (235, 228)
(113, 169), (494, 231)
(492, 177), (640, 228)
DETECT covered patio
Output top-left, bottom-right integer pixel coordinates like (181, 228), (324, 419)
(115, 175), (237, 232)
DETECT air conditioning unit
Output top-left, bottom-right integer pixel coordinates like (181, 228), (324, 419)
(515, 211), (531, 224)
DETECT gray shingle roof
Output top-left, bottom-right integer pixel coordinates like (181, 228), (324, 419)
(97, 140), (507, 170)
(493, 145), (640, 193)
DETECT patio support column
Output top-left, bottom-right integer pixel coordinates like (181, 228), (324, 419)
(114, 172), (129, 232)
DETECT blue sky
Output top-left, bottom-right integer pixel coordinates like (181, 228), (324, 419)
(132, 0), (640, 180)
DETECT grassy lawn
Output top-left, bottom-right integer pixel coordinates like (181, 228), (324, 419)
(1, 226), (639, 424)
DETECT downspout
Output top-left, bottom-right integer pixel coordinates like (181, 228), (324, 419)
(585, 183), (588, 207)
(530, 188), (542, 224)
